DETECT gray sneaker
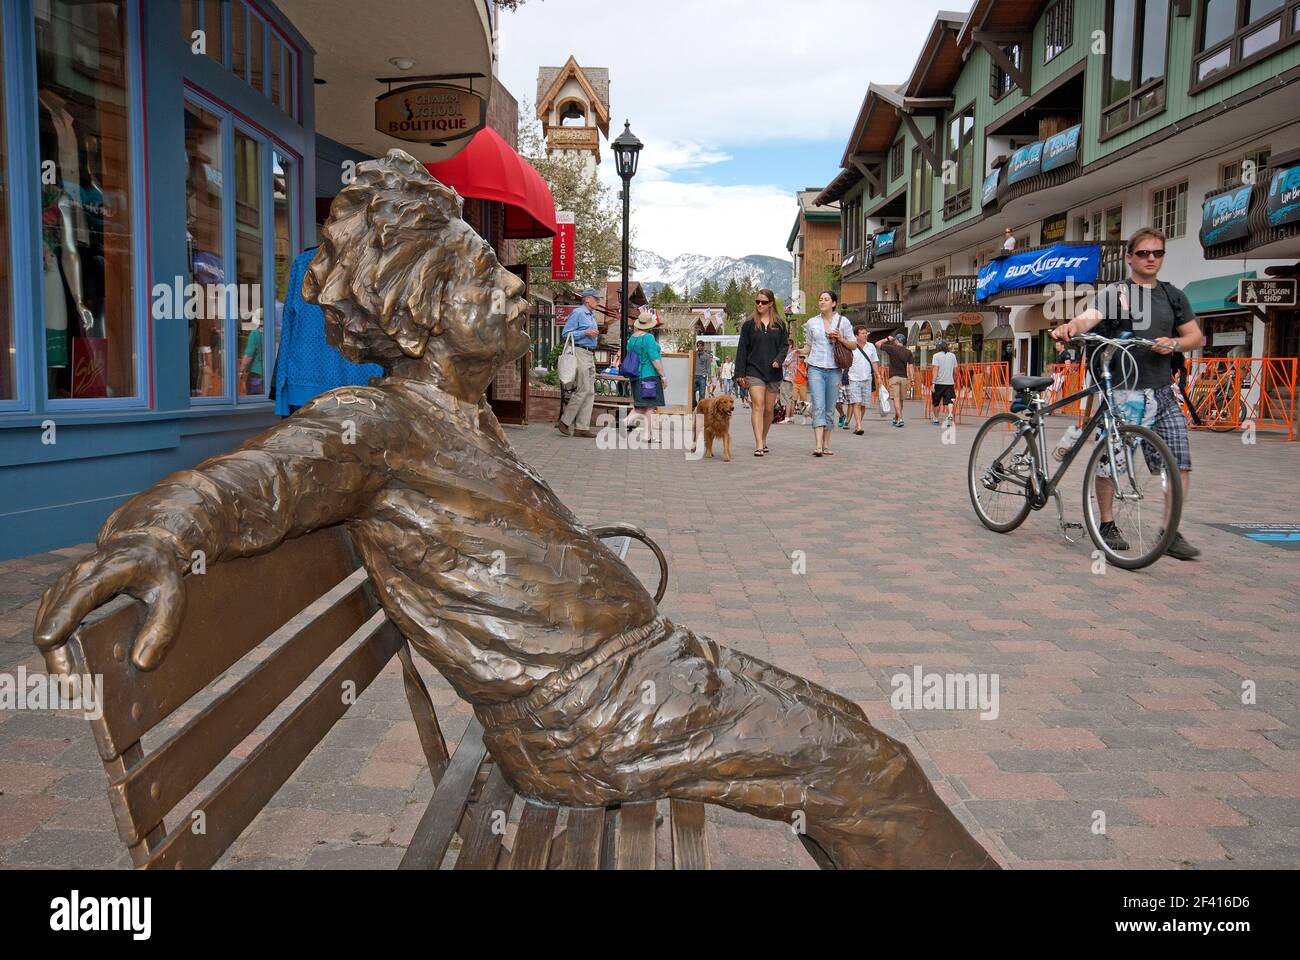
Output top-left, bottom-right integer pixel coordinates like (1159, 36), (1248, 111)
(1164, 530), (1201, 561)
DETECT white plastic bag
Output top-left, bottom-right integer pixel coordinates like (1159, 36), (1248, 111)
(557, 333), (578, 387)
(878, 384), (892, 415)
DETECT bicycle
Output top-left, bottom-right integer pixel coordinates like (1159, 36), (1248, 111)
(967, 333), (1183, 570)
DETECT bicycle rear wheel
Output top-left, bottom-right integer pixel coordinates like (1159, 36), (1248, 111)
(968, 413), (1035, 533)
(1082, 423), (1183, 569)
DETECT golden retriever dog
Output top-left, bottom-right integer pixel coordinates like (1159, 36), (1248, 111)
(697, 395), (734, 462)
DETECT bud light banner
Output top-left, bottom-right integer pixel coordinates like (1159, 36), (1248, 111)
(1200, 186), (1252, 247)
(1006, 142), (1044, 185)
(976, 244), (1101, 301)
(1041, 125), (1081, 173)
(981, 170), (1000, 208)
(1266, 164), (1300, 228)
(875, 229), (897, 255)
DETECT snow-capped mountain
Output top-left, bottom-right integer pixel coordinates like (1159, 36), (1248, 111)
(631, 249), (792, 298)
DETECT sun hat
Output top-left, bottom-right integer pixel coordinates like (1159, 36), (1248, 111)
(633, 314), (658, 330)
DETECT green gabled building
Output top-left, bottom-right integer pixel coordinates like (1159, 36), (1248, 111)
(820, 0), (1300, 375)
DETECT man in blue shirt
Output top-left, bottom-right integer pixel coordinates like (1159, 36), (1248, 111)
(557, 288), (609, 437)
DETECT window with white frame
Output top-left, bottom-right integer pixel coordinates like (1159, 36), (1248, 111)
(1151, 181), (1188, 238)
(1220, 147), (1271, 188)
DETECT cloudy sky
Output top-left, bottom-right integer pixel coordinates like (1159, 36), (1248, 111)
(498, 0), (960, 262)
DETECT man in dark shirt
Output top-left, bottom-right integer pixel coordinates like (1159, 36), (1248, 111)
(876, 332), (915, 427)
(1054, 226), (1203, 561)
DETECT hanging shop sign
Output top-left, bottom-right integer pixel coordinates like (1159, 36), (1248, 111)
(375, 83), (487, 145)
(1005, 142), (1044, 185)
(1199, 185), (1253, 247)
(1238, 277), (1298, 307)
(1040, 125), (1082, 173)
(977, 243), (1101, 300)
(981, 169), (1001, 208)
(874, 229), (897, 255)
(551, 211), (576, 282)
(1266, 163), (1300, 227)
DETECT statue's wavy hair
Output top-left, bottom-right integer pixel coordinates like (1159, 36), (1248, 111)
(303, 148), (497, 363)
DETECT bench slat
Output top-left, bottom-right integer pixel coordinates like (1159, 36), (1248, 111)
(71, 528), (364, 761)
(616, 801), (657, 870)
(454, 764), (516, 870)
(398, 719), (486, 870)
(140, 612), (400, 869)
(558, 807), (604, 870)
(669, 799), (709, 870)
(396, 645), (449, 782)
(105, 568), (373, 846)
(508, 802), (558, 870)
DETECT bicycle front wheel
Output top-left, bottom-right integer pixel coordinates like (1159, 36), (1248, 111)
(1082, 423), (1183, 570)
(968, 413), (1035, 533)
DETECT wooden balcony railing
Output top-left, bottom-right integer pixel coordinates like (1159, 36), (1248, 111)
(841, 300), (905, 329)
(902, 276), (979, 317)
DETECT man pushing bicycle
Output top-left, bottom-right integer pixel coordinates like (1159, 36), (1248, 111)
(1053, 227), (1203, 561)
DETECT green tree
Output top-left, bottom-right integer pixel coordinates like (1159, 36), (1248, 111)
(696, 278), (722, 304)
(514, 102), (622, 295)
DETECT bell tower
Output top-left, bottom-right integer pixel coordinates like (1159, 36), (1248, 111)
(536, 57), (610, 177)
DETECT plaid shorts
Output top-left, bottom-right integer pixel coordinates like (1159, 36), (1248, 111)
(847, 380), (872, 405)
(1097, 385), (1191, 476)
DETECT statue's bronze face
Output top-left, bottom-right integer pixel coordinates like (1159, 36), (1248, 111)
(305, 148), (531, 379)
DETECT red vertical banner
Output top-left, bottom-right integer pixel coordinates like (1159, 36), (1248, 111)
(551, 211), (576, 281)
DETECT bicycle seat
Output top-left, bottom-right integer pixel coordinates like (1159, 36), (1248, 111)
(1011, 375), (1054, 392)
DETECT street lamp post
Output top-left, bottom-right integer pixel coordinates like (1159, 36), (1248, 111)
(612, 121), (643, 359)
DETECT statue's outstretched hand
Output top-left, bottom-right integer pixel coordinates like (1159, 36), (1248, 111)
(34, 530), (187, 675)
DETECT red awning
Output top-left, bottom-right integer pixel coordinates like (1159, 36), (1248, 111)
(425, 127), (557, 239)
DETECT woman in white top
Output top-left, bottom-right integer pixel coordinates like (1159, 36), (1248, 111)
(803, 290), (854, 457)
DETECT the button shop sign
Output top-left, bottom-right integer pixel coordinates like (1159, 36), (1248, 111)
(1266, 163), (1300, 227)
(1199, 185), (1252, 247)
(1238, 278), (1298, 308)
(376, 83), (486, 144)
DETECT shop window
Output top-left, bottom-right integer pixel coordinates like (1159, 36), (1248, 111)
(195, 2), (299, 120)
(1194, 0), (1299, 89)
(249, 13), (264, 96)
(0, 14), (13, 402)
(1101, 0), (1169, 138)
(37, 0), (136, 401)
(179, 1), (224, 64)
(185, 102), (226, 398)
(1151, 181), (1188, 238)
(186, 93), (298, 402)
(1044, 0), (1074, 63)
(231, 1), (246, 80)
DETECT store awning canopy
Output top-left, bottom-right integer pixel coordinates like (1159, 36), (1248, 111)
(1184, 271), (1256, 314)
(425, 127), (558, 239)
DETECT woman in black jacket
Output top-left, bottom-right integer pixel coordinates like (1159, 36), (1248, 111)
(734, 288), (789, 457)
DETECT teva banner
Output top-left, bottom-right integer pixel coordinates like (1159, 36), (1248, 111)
(1040, 125), (1081, 173)
(1200, 185), (1253, 247)
(981, 169), (1000, 208)
(1006, 142), (1044, 185)
(976, 244), (1101, 301)
(1266, 164), (1300, 227)
(875, 229), (898, 255)
(552, 211), (576, 281)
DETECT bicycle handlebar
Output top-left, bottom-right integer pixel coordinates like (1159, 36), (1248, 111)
(1068, 332), (1162, 349)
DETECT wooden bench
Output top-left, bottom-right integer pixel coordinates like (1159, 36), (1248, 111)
(57, 524), (765, 869)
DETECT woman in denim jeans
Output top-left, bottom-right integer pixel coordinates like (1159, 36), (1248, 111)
(803, 291), (854, 457)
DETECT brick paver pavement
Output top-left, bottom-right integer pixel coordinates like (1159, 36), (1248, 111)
(1, 408), (1297, 869)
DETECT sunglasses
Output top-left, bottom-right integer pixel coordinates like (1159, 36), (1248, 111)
(1131, 249), (1166, 259)
(755, 299), (772, 305)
